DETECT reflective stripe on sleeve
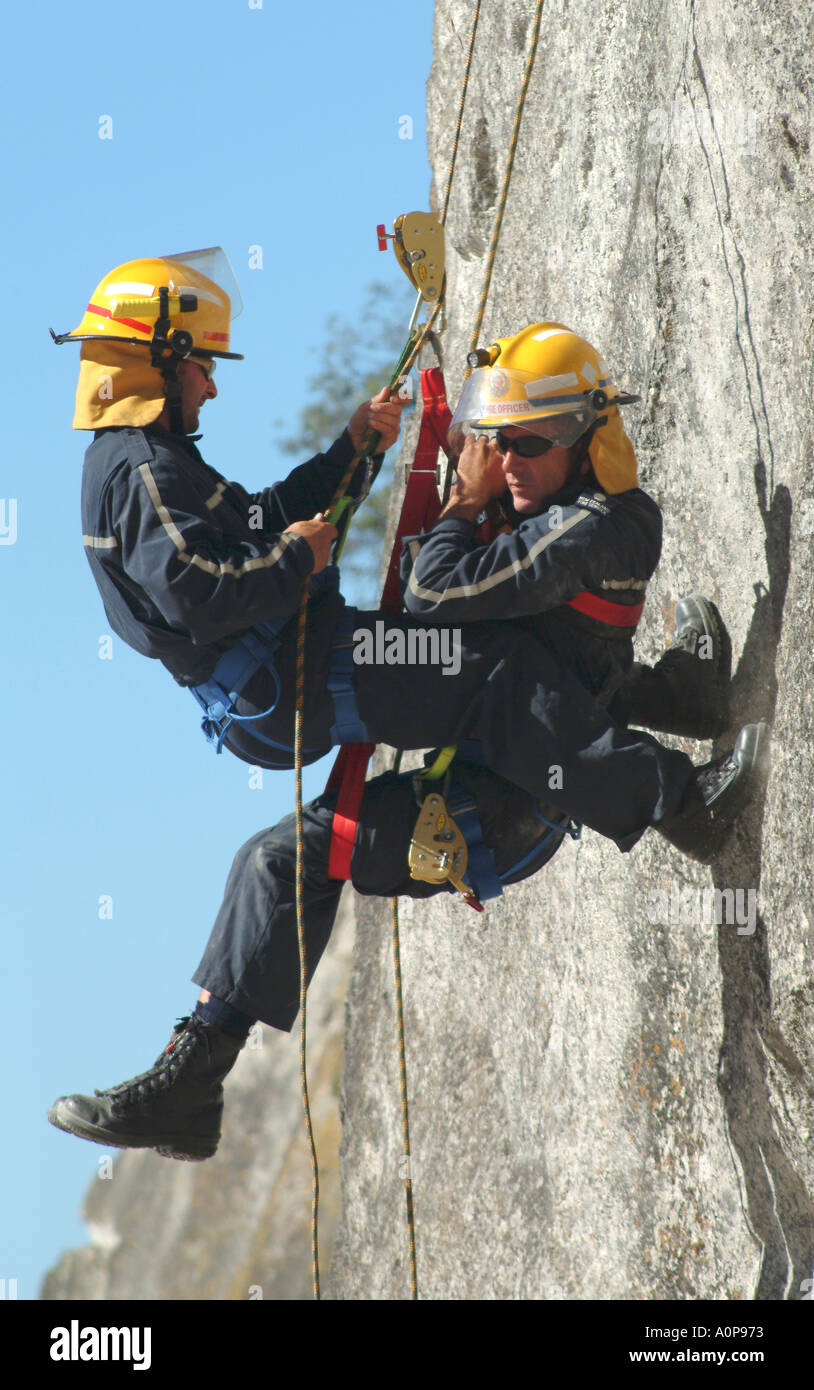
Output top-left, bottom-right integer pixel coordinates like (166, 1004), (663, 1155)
(406, 506), (591, 605)
(136, 462), (294, 579)
(83, 534), (119, 549)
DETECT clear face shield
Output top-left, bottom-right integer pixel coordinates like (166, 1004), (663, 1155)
(160, 246), (243, 319)
(448, 365), (599, 455)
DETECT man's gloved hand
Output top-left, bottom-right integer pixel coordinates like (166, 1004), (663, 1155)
(284, 515), (338, 573)
(348, 385), (406, 454)
(439, 434), (506, 522)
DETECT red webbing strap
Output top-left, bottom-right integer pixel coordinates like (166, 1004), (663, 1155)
(380, 367), (449, 614)
(566, 592), (645, 626)
(327, 741), (376, 880)
(326, 368), (453, 879)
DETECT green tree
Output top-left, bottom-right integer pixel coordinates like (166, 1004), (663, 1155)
(278, 280), (416, 604)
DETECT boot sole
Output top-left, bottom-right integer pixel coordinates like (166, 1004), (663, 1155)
(47, 1101), (217, 1162)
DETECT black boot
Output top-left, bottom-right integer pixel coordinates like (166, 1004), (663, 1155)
(47, 1014), (245, 1161)
(617, 596), (732, 739)
(655, 723), (770, 863)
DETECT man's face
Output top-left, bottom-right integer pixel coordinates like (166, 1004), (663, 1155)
(177, 358), (217, 433)
(496, 426), (588, 513)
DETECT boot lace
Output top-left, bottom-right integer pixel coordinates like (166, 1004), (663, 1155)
(95, 1016), (213, 1110)
(698, 753), (738, 804)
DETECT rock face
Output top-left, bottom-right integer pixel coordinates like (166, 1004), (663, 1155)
(326, 0), (814, 1300)
(42, 892), (354, 1301)
(43, 0), (814, 1304)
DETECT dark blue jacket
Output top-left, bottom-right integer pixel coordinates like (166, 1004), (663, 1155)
(80, 424), (374, 685)
(400, 475), (663, 703)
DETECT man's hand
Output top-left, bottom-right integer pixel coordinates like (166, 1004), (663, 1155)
(439, 434), (506, 522)
(284, 515), (338, 574)
(348, 385), (405, 454)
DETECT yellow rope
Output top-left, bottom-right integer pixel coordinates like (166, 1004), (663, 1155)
(390, 892), (418, 1297)
(379, 3), (484, 1296)
(293, 589), (320, 1299)
(291, 307), (441, 1301)
(293, 0), (543, 1301)
(467, 0), (545, 357)
(387, 0), (546, 1294)
(440, 1), (482, 226)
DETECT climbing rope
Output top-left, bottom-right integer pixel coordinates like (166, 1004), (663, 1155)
(467, 0), (545, 357)
(292, 311), (440, 1301)
(440, 1), (482, 226)
(390, 891), (418, 1297)
(293, 0), (544, 1301)
(385, 0), (545, 1296)
(293, 592), (320, 1299)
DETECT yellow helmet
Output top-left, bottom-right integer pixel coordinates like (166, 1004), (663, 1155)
(52, 248), (243, 433)
(449, 322), (641, 493)
(52, 247), (243, 362)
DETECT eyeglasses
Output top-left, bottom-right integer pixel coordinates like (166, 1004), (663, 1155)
(190, 357), (216, 380)
(494, 430), (558, 458)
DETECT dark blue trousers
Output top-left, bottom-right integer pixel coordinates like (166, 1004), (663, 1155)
(192, 767), (568, 1031)
(222, 611), (695, 850)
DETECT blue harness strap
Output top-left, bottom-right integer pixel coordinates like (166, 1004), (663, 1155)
(326, 606), (369, 745)
(189, 585), (369, 762)
(446, 780), (504, 903)
(190, 618), (288, 756)
(427, 740), (583, 898)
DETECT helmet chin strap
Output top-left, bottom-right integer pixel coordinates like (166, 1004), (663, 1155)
(149, 288), (192, 436)
(156, 358), (186, 436)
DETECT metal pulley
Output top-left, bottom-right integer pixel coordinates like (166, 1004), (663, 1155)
(376, 212), (445, 303)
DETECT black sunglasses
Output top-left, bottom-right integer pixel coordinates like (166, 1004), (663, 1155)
(494, 430), (557, 458)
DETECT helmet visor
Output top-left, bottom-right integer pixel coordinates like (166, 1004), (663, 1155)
(448, 365), (596, 454)
(159, 246), (243, 319)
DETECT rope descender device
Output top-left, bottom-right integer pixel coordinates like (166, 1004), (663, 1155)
(408, 791), (484, 912)
(376, 211), (446, 305)
(322, 210), (447, 542)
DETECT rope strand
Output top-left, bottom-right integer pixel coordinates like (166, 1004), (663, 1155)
(391, 894), (418, 1297)
(292, 0), (543, 1301)
(467, 0), (545, 356)
(440, 1), (482, 226)
(292, 307), (441, 1300)
(293, 589), (320, 1300)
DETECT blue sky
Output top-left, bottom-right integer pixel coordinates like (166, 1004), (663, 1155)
(1, 0), (434, 1298)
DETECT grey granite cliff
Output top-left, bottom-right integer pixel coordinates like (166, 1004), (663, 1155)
(327, 0), (814, 1300)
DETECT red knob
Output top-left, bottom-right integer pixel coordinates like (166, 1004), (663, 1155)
(376, 223), (388, 251)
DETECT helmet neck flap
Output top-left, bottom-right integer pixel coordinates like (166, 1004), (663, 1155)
(52, 249), (242, 435)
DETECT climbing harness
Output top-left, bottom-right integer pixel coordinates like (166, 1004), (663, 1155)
(406, 757), (581, 910)
(188, 576), (369, 765)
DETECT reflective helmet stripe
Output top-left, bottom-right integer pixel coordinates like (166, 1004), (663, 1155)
(86, 302), (153, 335)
